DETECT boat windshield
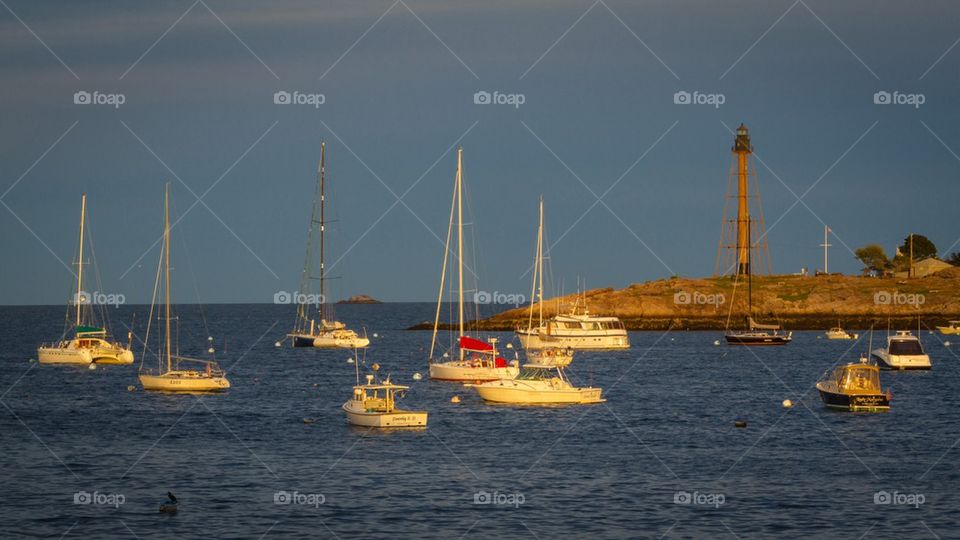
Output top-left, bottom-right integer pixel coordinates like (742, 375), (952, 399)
(837, 366), (881, 393)
(890, 339), (924, 355)
(516, 366), (557, 380)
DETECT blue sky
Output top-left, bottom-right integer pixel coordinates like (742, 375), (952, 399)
(1, 0), (958, 304)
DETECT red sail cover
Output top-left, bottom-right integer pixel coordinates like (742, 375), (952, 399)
(459, 336), (492, 351)
(459, 336), (507, 367)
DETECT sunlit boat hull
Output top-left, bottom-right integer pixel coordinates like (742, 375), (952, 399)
(725, 333), (792, 346)
(825, 331), (857, 340)
(816, 382), (890, 412)
(475, 379), (604, 405)
(37, 339), (134, 365)
(516, 329), (629, 350)
(37, 345), (92, 365)
(871, 350), (931, 370)
(342, 401), (427, 427)
(936, 326), (960, 335)
(428, 361), (519, 382)
(312, 334), (370, 349)
(139, 371), (231, 392)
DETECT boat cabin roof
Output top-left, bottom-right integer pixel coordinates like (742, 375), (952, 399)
(355, 383), (409, 391)
(833, 363), (882, 394)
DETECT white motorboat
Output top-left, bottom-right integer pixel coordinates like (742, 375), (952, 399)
(825, 325), (858, 340)
(473, 363), (604, 405)
(427, 148), (519, 382)
(38, 193), (134, 365)
(343, 364), (427, 428)
(286, 142), (369, 350)
(870, 330), (932, 371)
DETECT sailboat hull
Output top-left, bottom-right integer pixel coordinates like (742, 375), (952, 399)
(725, 333), (792, 346)
(429, 361), (519, 382)
(37, 345), (93, 365)
(139, 371), (230, 392)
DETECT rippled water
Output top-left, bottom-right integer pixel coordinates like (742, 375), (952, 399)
(1, 304), (956, 538)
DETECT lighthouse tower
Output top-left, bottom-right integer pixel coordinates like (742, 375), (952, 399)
(715, 123), (771, 276)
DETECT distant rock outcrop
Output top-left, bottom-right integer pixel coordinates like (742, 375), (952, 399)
(338, 294), (382, 304)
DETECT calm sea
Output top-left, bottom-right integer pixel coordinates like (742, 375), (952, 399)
(0, 304), (956, 538)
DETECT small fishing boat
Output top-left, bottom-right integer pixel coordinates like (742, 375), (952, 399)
(473, 363), (604, 405)
(936, 321), (960, 335)
(343, 365), (427, 428)
(427, 148), (519, 383)
(38, 194), (134, 365)
(871, 330), (931, 370)
(825, 325), (858, 340)
(286, 142), (369, 350)
(138, 184), (230, 393)
(816, 357), (891, 412)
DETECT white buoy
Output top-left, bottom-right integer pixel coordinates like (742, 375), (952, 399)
(443, 352), (450, 358)
(347, 358), (355, 364)
(207, 347), (215, 354)
(412, 372), (423, 381)
(713, 340), (720, 346)
(373, 333), (379, 338)
(450, 396), (461, 404)
(274, 341), (281, 347)
(945, 341), (951, 347)
(127, 385), (136, 392)
(88, 364), (96, 370)
(782, 399), (793, 408)
(506, 343), (513, 349)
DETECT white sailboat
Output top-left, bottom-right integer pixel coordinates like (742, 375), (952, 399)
(515, 200), (629, 351)
(428, 148), (519, 383)
(286, 142), (369, 349)
(38, 193), (134, 365)
(138, 184), (230, 392)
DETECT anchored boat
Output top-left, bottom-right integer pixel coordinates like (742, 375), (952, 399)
(286, 142), (369, 350)
(343, 365), (427, 428)
(871, 330), (931, 370)
(138, 184), (230, 393)
(38, 194), (134, 365)
(936, 321), (960, 335)
(427, 148), (519, 382)
(816, 357), (891, 412)
(473, 362), (604, 405)
(825, 325), (858, 340)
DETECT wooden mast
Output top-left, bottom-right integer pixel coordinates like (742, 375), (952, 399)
(164, 183), (172, 373)
(456, 147), (464, 361)
(319, 141), (326, 324)
(76, 193), (86, 326)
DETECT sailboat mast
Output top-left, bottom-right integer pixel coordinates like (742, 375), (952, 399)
(319, 141), (326, 323)
(76, 193), (86, 326)
(164, 183), (172, 373)
(456, 148), (465, 361)
(538, 197), (544, 326)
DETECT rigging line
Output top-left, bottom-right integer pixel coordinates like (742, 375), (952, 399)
(140, 216), (165, 372)
(172, 194), (212, 342)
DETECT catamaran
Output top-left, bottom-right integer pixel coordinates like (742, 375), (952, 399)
(428, 148), (519, 383)
(724, 217), (791, 346)
(138, 184), (230, 392)
(515, 199), (629, 351)
(286, 142), (369, 349)
(38, 194), (134, 365)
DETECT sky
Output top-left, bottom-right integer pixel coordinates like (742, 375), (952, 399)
(1, 0), (958, 304)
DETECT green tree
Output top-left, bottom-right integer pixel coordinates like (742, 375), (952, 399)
(855, 244), (890, 274)
(898, 234), (937, 261)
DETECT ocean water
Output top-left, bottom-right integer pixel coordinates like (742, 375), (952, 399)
(0, 303), (956, 539)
